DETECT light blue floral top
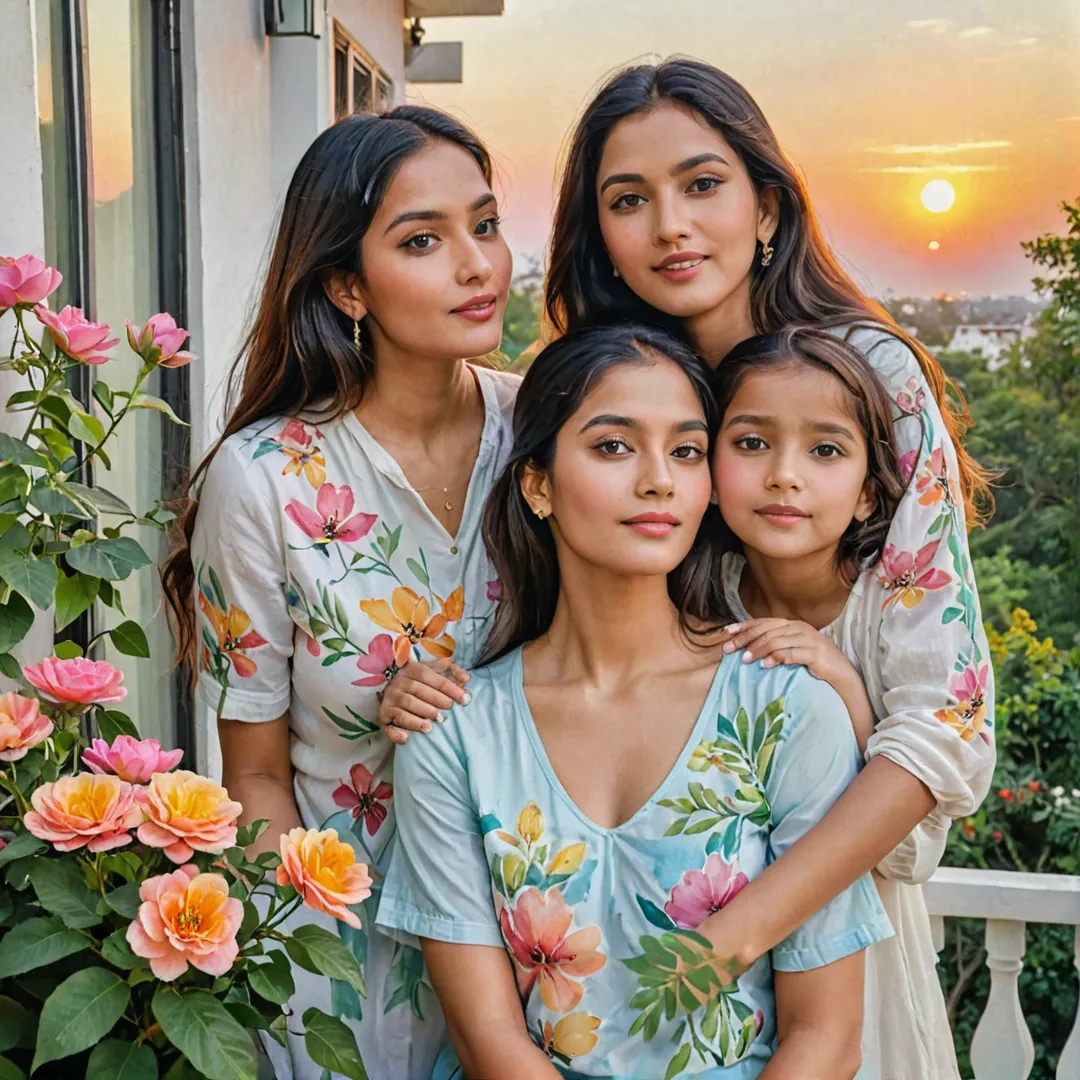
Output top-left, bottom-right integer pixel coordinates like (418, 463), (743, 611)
(377, 648), (893, 1079)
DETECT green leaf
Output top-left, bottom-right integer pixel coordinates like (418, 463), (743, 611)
(0, 465), (30, 508)
(54, 570), (100, 630)
(66, 536), (151, 581)
(30, 858), (103, 928)
(0, 432), (49, 469)
(67, 408), (106, 447)
(101, 928), (140, 969)
(301, 1008), (368, 1080)
(0, 591), (34, 653)
(39, 428), (75, 467)
(97, 709), (140, 741)
(287, 924), (366, 996)
(92, 381), (115, 416)
(247, 950), (295, 1006)
(0, 548), (57, 610)
(129, 392), (188, 426)
(32, 968), (129, 1071)
(0, 831), (44, 867)
(0, 996), (35, 1054)
(109, 619), (150, 658)
(152, 988), (258, 1080)
(684, 815), (723, 835)
(62, 482), (134, 517)
(53, 638), (83, 659)
(0, 916), (89, 978)
(102, 881), (142, 920)
(235, 819), (270, 848)
(85, 1038), (158, 1080)
(0, 1056), (25, 1080)
(665, 1042), (692, 1080)
(0, 653), (20, 680)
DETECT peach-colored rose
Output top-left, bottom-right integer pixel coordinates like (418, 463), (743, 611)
(0, 692), (52, 762)
(33, 304), (118, 365)
(136, 771), (242, 863)
(126, 864), (243, 981)
(0, 254), (62, 311)
(22, 656), (126, 708)
(276, 827), (372, 930)
(24, 773), (141, 852)
(83, 735), (183, 783)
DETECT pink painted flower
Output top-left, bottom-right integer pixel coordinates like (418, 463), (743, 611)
(897, 449), (918, 485)
(126, 864), (243, 981)
(22, 656), (126, 709)
(352, 634), (410, 688)
(877, 540), (951, 612)
(125, 312), (197, 368)
(276, 827), (372, 930)
(664, 853), (750, 929)
(0, 254), (62, 311)
(34, 304), (118, 365)
(285, 483), (377, 549)
(499, 887), (606, 1013)
(137, 771), (242, 863)
(0, 692), (52, 762)
(332, 763), (393, 836)
(916, 447), (955, 507)
(486, 579), (502, 603)
(83, 735), (183, 784)
(935, 663), (991, 744)
(24, 773), (141, 852)
(896, 376), (927, 415)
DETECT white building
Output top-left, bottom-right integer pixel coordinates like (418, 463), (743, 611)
(947, 322), (1034, 366)
(0, 0), (502, 769)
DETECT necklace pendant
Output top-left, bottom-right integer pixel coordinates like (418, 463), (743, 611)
(444, 500), (454, 512)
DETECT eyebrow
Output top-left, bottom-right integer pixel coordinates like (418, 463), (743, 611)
(599, 152), (730, 195)
(723, 413), (858, 439)
(385, 192), (496, 233)
(579, 414), (709, 434)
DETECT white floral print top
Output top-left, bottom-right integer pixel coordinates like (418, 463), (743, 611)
(190, 364), (519, 1080)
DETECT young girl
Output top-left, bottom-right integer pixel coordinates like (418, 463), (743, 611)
(378, 323), (892, 1080)
(161, 107), (516, 1080)
(542, 58), (995, 1080)
(711, 326), (972, 1077)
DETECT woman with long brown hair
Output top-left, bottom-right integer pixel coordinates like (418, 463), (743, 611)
(542, 58), (994, 1079)
(161, 106), (517, 1079)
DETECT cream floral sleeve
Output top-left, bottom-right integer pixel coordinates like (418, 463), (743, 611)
(848, 326), (995, 820)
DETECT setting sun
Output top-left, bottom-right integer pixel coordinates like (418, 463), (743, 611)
(921, 179), (956, 214)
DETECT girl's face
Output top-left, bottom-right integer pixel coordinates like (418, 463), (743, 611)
(713, 363), (875, 564)
(524, 358), (713, 580)
(597, 103), (773, 322)
(358, 139), (512, 360)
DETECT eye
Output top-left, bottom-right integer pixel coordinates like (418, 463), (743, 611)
(811, 442), (845, 459)
(734, 435), (767, 451)
(610, 192), (646, 211)
(475, 216), (501, 237)
(672, 442), (706, 460)
(594, 437), (631, 456)
(688, 176), (721, 194)
(403, 231), (438, 251)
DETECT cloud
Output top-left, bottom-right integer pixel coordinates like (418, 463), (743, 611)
(867, 140), (1013, 155)
(859, 164), (1007, 174)
(959, 26), (996, 38)
(1055, 115), (1080, 123)
(907, 18), (953, 33)
(1015, 37), (1039, 45)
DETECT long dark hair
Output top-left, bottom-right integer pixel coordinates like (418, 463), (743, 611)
(713, 327), (907, 579)
(162, 106), (493, 669)
(481, 322), (728, 663)
(544, 57), (991, 525)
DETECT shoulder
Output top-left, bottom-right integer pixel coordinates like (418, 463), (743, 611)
(475, 364), (522, 418)
(829, 321), (925, 387)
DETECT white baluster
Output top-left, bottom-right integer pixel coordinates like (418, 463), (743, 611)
(931, 913), (945, 956)
(971, 919), (1035, 1080)
(1058, 925), (1080, 1080)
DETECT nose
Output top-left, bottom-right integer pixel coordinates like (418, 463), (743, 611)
(765, 445), (804, 493)
(654, 190), (692, 245)
(456, 234), (493, 288)
(636, 445), (676, 500)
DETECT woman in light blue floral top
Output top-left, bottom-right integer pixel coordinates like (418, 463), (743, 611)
(377, 324), (892, 1079)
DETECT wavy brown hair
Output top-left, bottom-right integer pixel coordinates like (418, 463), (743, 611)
(713, 327), (907, 580)
(161, 106), (493, 671)
(544, 57), (991, 526)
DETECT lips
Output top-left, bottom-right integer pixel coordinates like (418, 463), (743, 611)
(653, 251), (707, 282)
(755, 504), (810, 526)
(451, 293), (497, 321)
(623, 511), (680, 537)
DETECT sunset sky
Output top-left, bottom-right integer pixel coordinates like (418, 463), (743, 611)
(408, 0), (1080, 297)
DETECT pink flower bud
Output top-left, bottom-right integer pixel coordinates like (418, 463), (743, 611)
(33, 304), (118, 365)
(0, 255), (62, 312)
(125, 313), (196, 368)
(22, 656), (127, 709)
(83, 734), (183, 784)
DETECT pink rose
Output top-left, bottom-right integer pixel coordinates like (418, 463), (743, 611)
(126, 864), (243, 981)
(137, 771), (242, 863)
(0, 255), (62, 311)
(22, 656), (127, 709)
(34, 304), (118, 365)
(24, 773), (142, 853)
(664, 852), (750, 929)
(83, 735), (183, 784)
(125, 312), (197, 368)
(0, 692), (53, 762)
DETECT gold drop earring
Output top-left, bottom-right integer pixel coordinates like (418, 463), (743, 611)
(759, 239), (775, 267)
(353, 320), (361, 353)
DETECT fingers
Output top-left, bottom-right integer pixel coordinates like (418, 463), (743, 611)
(757, 646), (818, 670)
(380, 703), (433, 734)
(383, 724), (409, 746)
(432, 658), (471, 689)
(407, 661), (471, 706)
(737, 628), (816, 663)
(721, 619), (790, 653)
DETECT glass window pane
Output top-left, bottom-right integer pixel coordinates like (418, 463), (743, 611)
(334, 43), (348, 121)
(352, 59), (372, 113)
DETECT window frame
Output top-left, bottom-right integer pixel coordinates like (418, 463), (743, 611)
(329, 19), (393, 121)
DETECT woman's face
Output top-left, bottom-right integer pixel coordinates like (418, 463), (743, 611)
(358, 139), (512, 360)
(525, 357), (713, 580)
(597, 103), (771, 322)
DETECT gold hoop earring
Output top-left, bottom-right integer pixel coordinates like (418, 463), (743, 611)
(353, 320), (361, 352)
(759, 240), (775, 268)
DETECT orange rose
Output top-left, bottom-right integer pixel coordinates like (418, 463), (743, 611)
(24, 773), (141, 852)
(137, 770), (242, 863)
(276, 827), (372, 930)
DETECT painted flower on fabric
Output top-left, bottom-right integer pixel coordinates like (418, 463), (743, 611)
(332, 762), (393, 837)
(0, 692), (52, 762)
(935, 663), (991, 744)
(542, 1012), (601, 1061)
(499, 886), (606, 1012)
(915, 447), (956, 507)
(878, 540), (951, 612)
(198, 591), (267, 678)
(665, 853), (750, 929)
(896, 376), (927, 416)
(360, 586), (457, 659)
(352, 633), (410, 688)
(285, 483), (376, 552)
(273, 419), (326, 489)
(897, 449), (918, 485)
(486, 579), (501, 603)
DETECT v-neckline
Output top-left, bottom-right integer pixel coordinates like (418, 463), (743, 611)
(342, 365), (498, 544)
(512, 648), (728, 836)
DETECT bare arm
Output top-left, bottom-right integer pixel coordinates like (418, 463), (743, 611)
(760, 954), (865, 1080)
(219, 713), (302, 857)
(700, 756), (933, 969)
(422, 939), (561, 1080)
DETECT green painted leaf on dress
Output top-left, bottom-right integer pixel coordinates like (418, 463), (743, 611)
(405, 558), (429, 587)
(636, 895), (676, 931)
(942, 606), (964, 624)
(32, 968), (129, 1071)
(665, 1043), (692, 1080)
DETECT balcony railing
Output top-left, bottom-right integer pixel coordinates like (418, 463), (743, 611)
(923, 867), (1080, 1079)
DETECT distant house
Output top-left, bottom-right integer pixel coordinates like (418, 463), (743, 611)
(947, 322), (1034, 366)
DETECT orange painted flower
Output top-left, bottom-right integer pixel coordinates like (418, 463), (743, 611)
(276, 827), (372, 930)
(360, 586), (458, 659)
(915, 447), (957, 507)
(126, 864), (243, 981)
(24, 773), (141, 852)
(0, 692), (52, 762)
(274, 419), (326, 488)
(137, 771), (242, 863)
(542, 1012), (601, 1060)
(499, 887), (606, 1012)
(934, 664), (991, 744)
(198, 592), (267, 678)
